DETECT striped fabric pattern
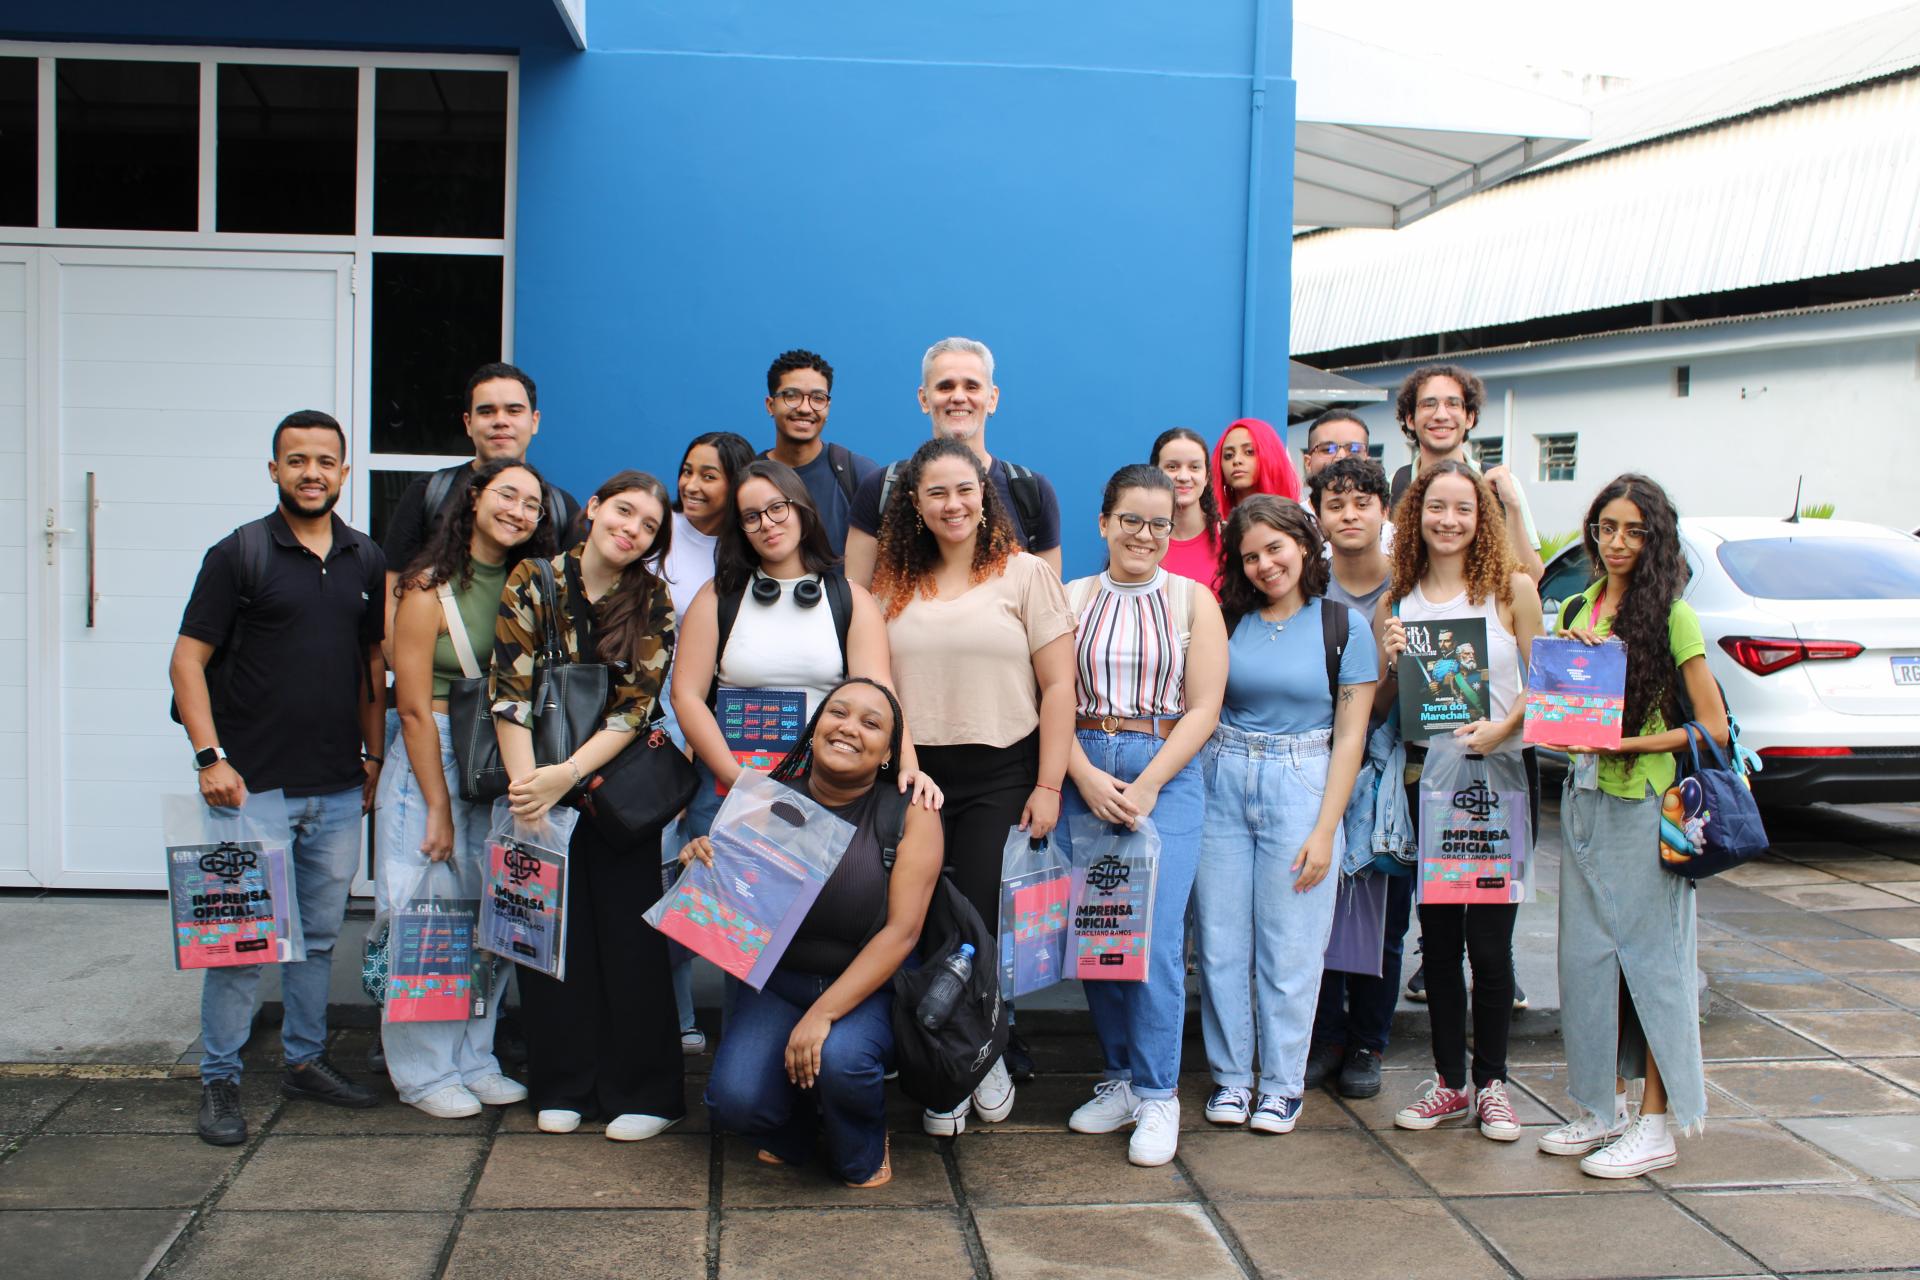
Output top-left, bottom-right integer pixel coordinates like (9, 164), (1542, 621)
(1071, 572), (1188, 720)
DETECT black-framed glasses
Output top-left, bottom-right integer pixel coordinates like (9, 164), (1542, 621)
(739, 499), (794, 532)
(1589, 521), (1648, 546)
(774, 388), (831, 408)
(1416, 396), (1466, 413)
(482, 484), (545, 520)
(1113, 513), (1175, 540)
(1307, 441), (1369, 458)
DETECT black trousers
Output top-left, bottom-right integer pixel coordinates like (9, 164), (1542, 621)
(1417, 901), (1518, 1090)
(517, 816), (685, 1120)
(915, 733), (1039, 933)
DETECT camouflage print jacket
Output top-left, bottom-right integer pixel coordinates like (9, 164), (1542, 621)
(489, 546), (674, 733)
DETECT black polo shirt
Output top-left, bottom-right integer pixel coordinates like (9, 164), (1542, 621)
(179, 510), (386, 796)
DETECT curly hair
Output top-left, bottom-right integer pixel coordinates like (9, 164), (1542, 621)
(1149, 427), (1221, 529)
(1577, 474), (1690, 735)
(1216, 494), (1329, 631)
(399, 457), (557, 595)
(768, 676), (903, 788)
(1387, 460), (1515, 608)
(766, 349), (833, 394)
(870, 438), (1017, 620)
(586, 470), (674, 671)
(1394, 364), (1484, 448)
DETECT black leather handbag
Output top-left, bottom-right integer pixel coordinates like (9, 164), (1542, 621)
(441, 584), (508, 803)
(529, 556), (610, 772)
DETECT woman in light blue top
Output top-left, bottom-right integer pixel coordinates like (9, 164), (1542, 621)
(1194, 495), (1374, 1135)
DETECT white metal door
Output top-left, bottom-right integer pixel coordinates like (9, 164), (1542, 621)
(0, 252), (31, 884)
(22, 248), (354, 889)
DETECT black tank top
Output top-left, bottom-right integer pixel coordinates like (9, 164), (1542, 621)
(778, 783), (889, 978)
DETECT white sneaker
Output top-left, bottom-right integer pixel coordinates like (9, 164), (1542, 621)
(1068, 1079), (1141, 1135)
(1128, 1098), (1180, 1167)
(680, 1029), (708, 1055)
(605, 1113), (680, 1142)
(1204, 1085), (1252, 1126)
(970, 1057), (1015, 1124)
(922, 1100), (969, 1137)
(412, 1083), (482, 1119)
(537, 1109), (582, 1134)
(466, 1073), (528, 1107)
(1538, 1108), (1629, 1157)
(1578, 1114), (1677, 1179)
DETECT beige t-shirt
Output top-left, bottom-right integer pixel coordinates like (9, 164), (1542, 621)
(887, 552), (1075, 748)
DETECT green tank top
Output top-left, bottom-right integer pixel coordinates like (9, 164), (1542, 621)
(432, 558), (509, 699)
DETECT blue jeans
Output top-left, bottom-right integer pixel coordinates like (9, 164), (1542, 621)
(1195, 724), (1343, 1098)
(1313, 870), (1414, 1055)
(705, 968), (893, 1182)
(375, 713), (506, 1102)
(1057, 729), (1204, 1099)
(201, 786), (364, 1082)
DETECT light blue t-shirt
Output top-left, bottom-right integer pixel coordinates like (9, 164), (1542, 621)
(1221, 598), (1378, 735)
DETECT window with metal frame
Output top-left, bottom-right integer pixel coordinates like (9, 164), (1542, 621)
(1536, 433), (1577, 483)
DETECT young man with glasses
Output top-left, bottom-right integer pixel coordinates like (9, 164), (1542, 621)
(762, 349), (877, 555)
(1302, 409), (1374, 480)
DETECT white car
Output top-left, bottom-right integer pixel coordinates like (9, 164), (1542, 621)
(1537, 516), (1920, 807)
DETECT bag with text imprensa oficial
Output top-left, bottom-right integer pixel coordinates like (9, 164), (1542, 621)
(1065, 812), (1160, 983)
(478, 801), (576, 982)
(163, 791), (304, 970)
(1417, 739), (1532, 907)
(998, 826), (1069, 999)
(643, 770), (854, 990)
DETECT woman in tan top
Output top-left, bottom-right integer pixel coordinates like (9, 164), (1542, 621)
(871, 437), (1075, 1135)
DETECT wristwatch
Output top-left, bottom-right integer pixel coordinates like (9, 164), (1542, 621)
(194, 746), (228, 771)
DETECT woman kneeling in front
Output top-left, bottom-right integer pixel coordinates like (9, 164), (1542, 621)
(696, 678), (943, 1187)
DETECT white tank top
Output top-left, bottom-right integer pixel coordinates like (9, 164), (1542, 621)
(715, 573), (844, 719)
(1399, 580), (1522, 752)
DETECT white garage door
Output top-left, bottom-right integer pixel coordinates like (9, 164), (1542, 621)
(14, 248), (353, 888)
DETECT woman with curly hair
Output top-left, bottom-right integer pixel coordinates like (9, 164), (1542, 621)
(380, 457), (556, 1116)
(1150, 427), (1223, 588)
(871, 437), (1077, 1135)
(1535, 474), (1727, 1179)
(1211, 417), (1301, 517)
(1377, 460), (1541, 1142)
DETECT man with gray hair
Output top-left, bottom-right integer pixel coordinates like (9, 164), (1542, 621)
(843, 337), (1063, 587)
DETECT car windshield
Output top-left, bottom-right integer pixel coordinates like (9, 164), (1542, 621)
(1716, 536), (1920, 600)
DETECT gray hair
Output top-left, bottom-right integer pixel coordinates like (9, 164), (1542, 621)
(920, 336), (995, 385)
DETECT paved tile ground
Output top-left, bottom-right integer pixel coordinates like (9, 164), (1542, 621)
(7, 801), (1920, 1278)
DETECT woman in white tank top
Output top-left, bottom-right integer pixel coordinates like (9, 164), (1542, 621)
(1374, 461), (1542, 1144)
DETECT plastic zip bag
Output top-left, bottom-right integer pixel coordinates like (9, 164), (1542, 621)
(998, 826), (1069, 999)
(477, 800), (578, 981)
(1065, 811), (1160, 983)
(1416, 739), (1532, 906)
(163, 790), (304, 968)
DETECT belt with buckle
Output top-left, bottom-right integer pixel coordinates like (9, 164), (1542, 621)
(1075, 715), (1177, 739)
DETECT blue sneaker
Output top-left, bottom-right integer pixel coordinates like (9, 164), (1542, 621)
(1249, 1093), (1302, 1134)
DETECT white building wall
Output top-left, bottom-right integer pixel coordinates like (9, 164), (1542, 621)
(1300, 302), (1920, 542)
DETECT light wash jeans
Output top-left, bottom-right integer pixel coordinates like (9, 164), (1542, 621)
(201, 785), (363, 1082)
(374, 712), (507, 1103)
(1057, 729), (1205, 1099)
(1195, 724), (1343, 1099)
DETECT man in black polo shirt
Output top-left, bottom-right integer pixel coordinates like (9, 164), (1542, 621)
(170, 410), (388, 1146)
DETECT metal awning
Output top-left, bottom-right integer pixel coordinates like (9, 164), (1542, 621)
(1285, 359), (1386, 423)
(1294, 25), (1591, 230)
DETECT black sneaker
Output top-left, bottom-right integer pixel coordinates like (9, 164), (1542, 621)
(198, 1078), (248, 1146)
(1337, 1047), (1383, 1099)
(1512, 980), (1529, 1012)
(1303, 1041), (1344, 1092)
(282, 1056), (379, 1109)
(1003, 1031), (1036, 1083)
(1405, 962), (1427, 1004)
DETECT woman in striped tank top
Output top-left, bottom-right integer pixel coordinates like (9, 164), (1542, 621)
(1057, 465), (1227, 1167)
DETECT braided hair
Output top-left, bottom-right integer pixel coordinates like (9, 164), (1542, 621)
(768, 677), (904, 787)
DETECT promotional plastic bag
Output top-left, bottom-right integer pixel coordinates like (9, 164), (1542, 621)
(1417, 740), (1532, 906)
(998, 827), (1069, 999)
(477, 800), (577, 981)
(384, 861), (485, 1023)
(1065, 812), (1160, 983)
(1324, 870), (1389, 977)
(162, 790), (304, 969)
(643, 770), (855, 990)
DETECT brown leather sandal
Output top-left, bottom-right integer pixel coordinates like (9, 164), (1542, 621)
(756, 1149), (787, 1166)
(845, 1135), (892, 1188)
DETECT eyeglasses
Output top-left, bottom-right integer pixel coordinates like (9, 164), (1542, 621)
(774, 388), (831, 408)
(482, 485), (545, 520)
(1589, 521), (1648, 547)
(739, 499), (794, 532)
(1416, 397), (1466, 413)
(1113, 513), (1175, 540)
(1307, 441), (1369, 458)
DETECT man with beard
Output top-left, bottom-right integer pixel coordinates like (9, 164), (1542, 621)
(761, 348), (876, 555)
(170, 409), (388, 1148)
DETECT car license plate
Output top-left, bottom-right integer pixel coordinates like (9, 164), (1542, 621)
(1895, 657), (1920, 688)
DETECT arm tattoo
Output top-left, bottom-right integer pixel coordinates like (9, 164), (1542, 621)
(1338, 687), (1355, 706)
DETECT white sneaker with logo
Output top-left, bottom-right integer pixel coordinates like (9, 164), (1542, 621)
(1128, 1098), (1180, 1167)
(1578, 1114), (1677, 1179)
(922, 1100), (970, 1137)
(1069, 1079), (1141, 1135)
(1538, 1108), (1630, 1156)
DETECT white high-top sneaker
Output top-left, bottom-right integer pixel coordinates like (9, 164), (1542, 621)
(1578, 1113), (1677, 1179)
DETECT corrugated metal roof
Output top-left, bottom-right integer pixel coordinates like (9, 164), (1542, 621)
(1292, 71), (1920, 353)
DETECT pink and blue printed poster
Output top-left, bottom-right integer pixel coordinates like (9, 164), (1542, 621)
(999, 868), (1070, 999)
(167, 841), (296, 969)
(650, 826), (825, 989)
(1524, 636), (1627, 750)
(386, 898), (481, 1023)
(478, 836), (569, 982)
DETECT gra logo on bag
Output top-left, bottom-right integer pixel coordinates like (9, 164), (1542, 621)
(502, 843), (544, 886)
(198, 842), (259, 884)
(1085, 855), (1130, 895)
(1450, 780), (1498, 820)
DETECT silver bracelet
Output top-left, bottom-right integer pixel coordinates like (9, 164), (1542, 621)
(566, 759), (584, 788)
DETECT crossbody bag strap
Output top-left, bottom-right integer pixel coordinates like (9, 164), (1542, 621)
(531, 558), (568, 668)
(436, 583), (482, 680)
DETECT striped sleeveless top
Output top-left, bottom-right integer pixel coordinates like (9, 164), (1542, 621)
(1067, 569), (1193, 720)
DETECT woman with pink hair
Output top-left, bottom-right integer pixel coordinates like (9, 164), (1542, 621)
(1211, 418), (1301, 515)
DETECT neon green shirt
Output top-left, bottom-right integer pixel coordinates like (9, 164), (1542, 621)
(1559, 581), (1706, 800)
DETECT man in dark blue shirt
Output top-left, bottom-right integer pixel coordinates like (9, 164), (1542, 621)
(761, 348), (877, 555)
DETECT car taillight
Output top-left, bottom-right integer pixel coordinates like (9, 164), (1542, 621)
(1718, 636), (1864, 675)
(1759, 746), (1854, 757)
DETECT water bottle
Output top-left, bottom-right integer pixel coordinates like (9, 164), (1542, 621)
(916, 943), (975, 1030)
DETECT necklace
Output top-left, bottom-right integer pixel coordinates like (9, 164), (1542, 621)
(1258, 601), (1303, 640)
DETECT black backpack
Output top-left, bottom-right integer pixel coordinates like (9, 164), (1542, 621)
(877, 459), (1046, 551)
(705, 570), (854, 705)
(871, 785), (1009, 1112)
(424, 463), (579, 544)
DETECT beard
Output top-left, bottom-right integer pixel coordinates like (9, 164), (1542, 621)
(279, 482), (341, 518)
